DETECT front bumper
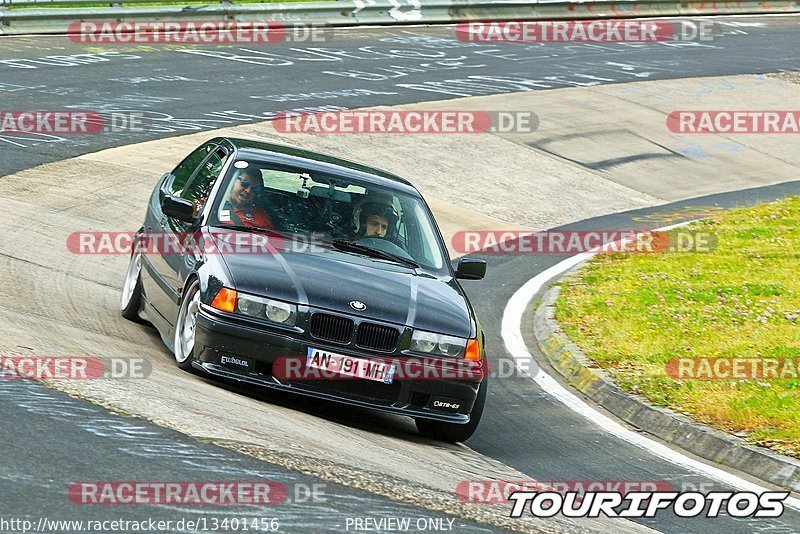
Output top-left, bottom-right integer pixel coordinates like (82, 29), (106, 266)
(193, 306), (485, 424)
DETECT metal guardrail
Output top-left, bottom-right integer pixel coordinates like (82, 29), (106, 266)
(1, 0), (799, 35)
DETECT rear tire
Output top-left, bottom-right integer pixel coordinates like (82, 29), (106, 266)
(120, 251), (145, 323)
(415, 378), (487, 443)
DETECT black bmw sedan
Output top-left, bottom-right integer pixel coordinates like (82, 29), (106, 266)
(121, 137), (488, 442)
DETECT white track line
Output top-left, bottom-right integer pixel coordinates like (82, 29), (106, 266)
(500, 223), (800, 511)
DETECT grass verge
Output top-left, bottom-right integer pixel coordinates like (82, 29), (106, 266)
(555, 196), (800, 458)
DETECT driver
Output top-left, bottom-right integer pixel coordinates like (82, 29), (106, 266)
(223, 168), (273, 229)
(356, 201), (399, 240)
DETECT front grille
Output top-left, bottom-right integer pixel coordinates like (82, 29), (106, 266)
(288, 378), (401, 404)
(309, 313), (353, 344)
(356, 322), (400, 352)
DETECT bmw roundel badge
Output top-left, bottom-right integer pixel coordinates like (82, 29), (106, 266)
(349, 300), (366, 311)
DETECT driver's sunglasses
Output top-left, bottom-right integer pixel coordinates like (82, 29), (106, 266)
(237, 177), (253, 188)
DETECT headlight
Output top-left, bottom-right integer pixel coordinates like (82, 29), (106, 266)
(410, 330), (467, 358)
(266, 301), (293, 323)
(235, 292), (297, 326)
(237, 295), (264, 317)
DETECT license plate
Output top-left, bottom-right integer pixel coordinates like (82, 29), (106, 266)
(306, 347), (395, 384)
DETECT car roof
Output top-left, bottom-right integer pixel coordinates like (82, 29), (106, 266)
(217, 137), (420, 195)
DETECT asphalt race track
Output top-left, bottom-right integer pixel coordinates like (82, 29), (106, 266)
(1, 17), (799, 174)
(0, 378), (497, 532)
(1, 17), (800, 534)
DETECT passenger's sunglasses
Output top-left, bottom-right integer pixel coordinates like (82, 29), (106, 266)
(237, 177), (253, 188)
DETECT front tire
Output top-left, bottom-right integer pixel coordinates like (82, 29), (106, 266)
(415, 378), (487, 443)
(173, 279), (202, 373)
(120, 251), (145, 323)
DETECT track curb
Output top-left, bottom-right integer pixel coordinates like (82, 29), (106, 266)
(532, 277), (800, 493)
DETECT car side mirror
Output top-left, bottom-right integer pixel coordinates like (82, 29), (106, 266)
(455, 257), (486, 280)
(161, 195), (195, 223)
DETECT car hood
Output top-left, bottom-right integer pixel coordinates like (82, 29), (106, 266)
(212, 230), (472, 337)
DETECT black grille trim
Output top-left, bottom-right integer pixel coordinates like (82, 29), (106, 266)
(309, 313), (354, 344)
(356, 322), (400, 353)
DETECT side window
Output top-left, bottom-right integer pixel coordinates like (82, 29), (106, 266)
(182, 148), (228, 202)
(181, 148), (229, 216)
(409, 202), (444, 269)
(170, 143), (215, 196)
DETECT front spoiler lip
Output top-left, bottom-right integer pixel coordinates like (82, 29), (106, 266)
(191, 361), (471, 424)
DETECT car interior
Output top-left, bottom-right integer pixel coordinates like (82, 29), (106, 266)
(220, 166), (396, 240)
(211, 163), (449, 270)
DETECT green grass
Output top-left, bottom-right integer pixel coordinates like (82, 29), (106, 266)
(555, 196), (800, 458)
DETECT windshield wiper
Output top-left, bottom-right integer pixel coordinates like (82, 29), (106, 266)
(331, 240), (420, 269)
(210, 225), (290, 238)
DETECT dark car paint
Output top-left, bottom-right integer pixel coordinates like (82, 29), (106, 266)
(213, 230), (474, 338)
(135, 137), (485, 424)
(192, 306), (485, 423)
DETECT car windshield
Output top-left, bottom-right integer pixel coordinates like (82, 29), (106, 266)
(209, 160), (448, 272)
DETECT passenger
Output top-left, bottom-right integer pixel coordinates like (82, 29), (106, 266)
(224, 168), (273, 229)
